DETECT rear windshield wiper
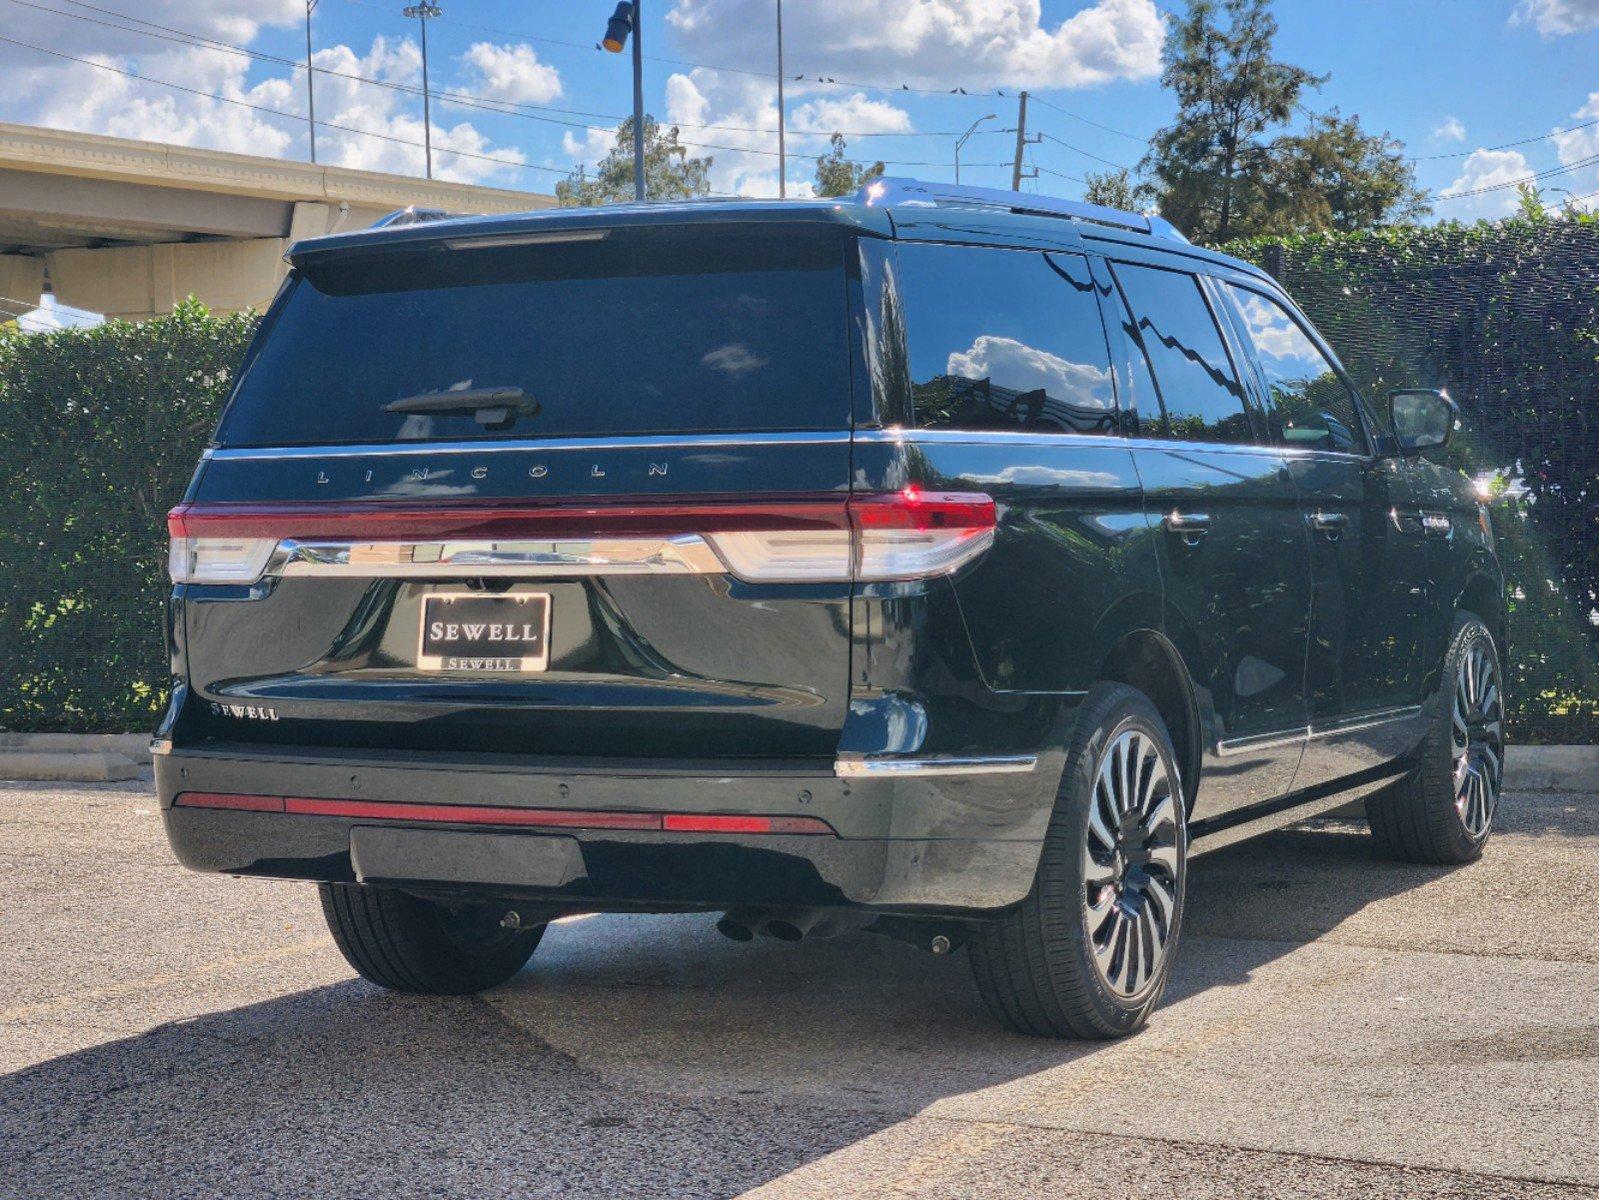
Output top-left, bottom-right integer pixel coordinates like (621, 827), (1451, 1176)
(383, 387), (537, 427)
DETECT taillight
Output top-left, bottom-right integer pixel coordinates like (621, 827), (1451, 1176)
(167, 510), (276, 584)
(700, 490), (995, 582)
(165, 488), (995, 586)
(848, 489), (997, 581)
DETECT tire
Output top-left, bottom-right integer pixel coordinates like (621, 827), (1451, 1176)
(319, 883), (544, 994)
(1366, 612), (1505, 865)
(970, 683), (1187, 1039)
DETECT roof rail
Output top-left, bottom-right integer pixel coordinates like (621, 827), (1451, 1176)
(370, 205), (458, 229)
(859, 177), (1188, 243)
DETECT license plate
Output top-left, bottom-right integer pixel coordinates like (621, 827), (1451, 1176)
(417, 592), (550, 673)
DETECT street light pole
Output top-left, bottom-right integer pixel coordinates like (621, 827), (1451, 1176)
(955, 113), (996, 185)
(776, 0), (786, 198)
(402, 3), (442, 180)
(304, 0), (319, 164)
(631, 0), (645, 200)
(603, 3), (647, 201)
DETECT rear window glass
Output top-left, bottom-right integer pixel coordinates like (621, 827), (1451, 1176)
(215, 228), (851, 446)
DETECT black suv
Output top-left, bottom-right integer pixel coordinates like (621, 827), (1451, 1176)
(157, 179), (1506, 1039)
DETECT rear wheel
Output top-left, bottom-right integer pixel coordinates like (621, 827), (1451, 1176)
(319, 883), (543, 994)
(1366, 612), (1504, 864)
(970, 683), (1186, 1039)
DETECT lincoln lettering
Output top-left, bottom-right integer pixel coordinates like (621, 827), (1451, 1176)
(430, 622), (539, 642)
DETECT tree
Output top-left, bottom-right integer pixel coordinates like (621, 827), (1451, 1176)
(1142, 0), (1323, 243)
(1082, 169), (1142, 211)
(1263, 109), (1430, 233)
(556, 115), (712, 206)
(812, 133), (884, 198)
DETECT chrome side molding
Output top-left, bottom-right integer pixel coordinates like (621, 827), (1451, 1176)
(834, 755), (1038, 778)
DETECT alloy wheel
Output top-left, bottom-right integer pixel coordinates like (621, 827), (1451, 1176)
(1083, 728), (1181, 998)
(1453, 641), (1504, 839)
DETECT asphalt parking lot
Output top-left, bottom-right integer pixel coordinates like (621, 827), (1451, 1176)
(2, 779), (1596, 1199)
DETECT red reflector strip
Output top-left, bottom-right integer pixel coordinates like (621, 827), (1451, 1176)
(848, 488), (997, 532)
(174, 793), (835, 835)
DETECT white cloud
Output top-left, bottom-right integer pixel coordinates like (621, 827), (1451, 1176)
(1550, 91), (1599, 203)
(1433, 116), (1467, 142)
(1513, 0), (1599, 36)
(790, 93), (913, 136)
(0, 4), (530, 187)
(1439, 148), (1534, 218)
(459, 42), (562, 106)
(947, 335), (1112, 406)
(666, 0), (1166, 90)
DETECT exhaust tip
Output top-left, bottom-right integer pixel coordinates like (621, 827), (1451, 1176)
(715, 915), (755, 942)
(766, 920), (804, 942)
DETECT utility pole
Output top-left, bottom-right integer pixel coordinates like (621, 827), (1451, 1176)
(776, 0), (786, 198)
(402, 3), (442, 179)
(305, 0), (319, 164)
(1010, 90), (1027, 191)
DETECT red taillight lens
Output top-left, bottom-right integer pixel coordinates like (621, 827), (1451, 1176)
(847, 489), (997, 581)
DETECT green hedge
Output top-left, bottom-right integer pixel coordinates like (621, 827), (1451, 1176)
(1225, 218), (1599, 741)
(0, 301), (258, 732)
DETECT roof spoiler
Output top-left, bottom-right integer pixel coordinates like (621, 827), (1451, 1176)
(858, 177), (1188, 243)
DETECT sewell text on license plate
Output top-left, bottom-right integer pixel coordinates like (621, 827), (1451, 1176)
(417, 591), (551, 673)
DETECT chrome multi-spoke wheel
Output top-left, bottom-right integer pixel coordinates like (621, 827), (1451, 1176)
(1083, 729), (1181, 998)
(1452, 641), (1504, 839)
(1367, 614), (1504, 865)
(970, 683), (1187, 1039)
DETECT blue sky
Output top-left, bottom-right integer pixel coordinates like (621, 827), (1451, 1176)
(1, 0), (1597, 219)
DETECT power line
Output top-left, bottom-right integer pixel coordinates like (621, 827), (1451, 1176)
(1037, 130), (1131, 171)
(1412, 114), (1599, 162)
(1435, 150), (1599, 201)
(1028, 94), (1147, 144)
(14, 0), (1035, 144)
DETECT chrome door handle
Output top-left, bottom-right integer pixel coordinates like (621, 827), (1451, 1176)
(1310, 510), (1349, 537)
(1422, 513), (1452, 537)
(1163, 511), (1211, 546)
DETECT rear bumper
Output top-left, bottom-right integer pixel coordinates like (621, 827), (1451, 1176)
(155, 743), (1055, 913)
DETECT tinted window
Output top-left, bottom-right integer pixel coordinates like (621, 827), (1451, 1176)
(898, 244), (1116, 435)
(215, 230), (850, 446)
(1114, 263), (1254, 444)
(1223, 283), (1366, 454)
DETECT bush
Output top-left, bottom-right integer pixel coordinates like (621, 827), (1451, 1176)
(1225, 217), (1599, 741)
(0, 301), (258, 732)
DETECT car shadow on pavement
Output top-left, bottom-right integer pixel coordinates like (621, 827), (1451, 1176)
(0, 819), (1476, 1200)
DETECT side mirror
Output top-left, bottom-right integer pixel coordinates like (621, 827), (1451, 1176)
(1389, 389), (1458, 455)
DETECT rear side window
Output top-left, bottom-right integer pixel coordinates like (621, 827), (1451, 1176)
(1114, 263), (1254, 445)
(1221, 283), (1367, 455)
(897, 244), (1116, 435)
(214, 229), (851, 446)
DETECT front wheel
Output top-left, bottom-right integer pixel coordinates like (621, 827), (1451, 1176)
(969, 683), (1187, 1039)
(319, 883), (543, 994)
(1366, 612), (1505, 864)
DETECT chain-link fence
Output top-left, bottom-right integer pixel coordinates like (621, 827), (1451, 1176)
(1230, 219), (1599, 742)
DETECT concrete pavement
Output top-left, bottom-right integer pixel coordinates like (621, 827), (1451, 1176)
(2, 779), (1595, 1199)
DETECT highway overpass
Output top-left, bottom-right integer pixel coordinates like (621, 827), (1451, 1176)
(0, 121), (554, 321)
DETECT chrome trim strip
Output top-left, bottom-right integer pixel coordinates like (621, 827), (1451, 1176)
(1215, 728), (1309, 758)
(1216, 706), (1424, 757)
(1309, 705), (1422, 739)
(853, 428), (1368, 462)
(210, 431), (854, 461)
(270, 535), (726, 578)
(833, 755), (1038, 778)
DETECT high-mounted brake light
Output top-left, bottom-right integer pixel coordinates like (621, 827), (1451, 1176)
(166, 488), (995, 585)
